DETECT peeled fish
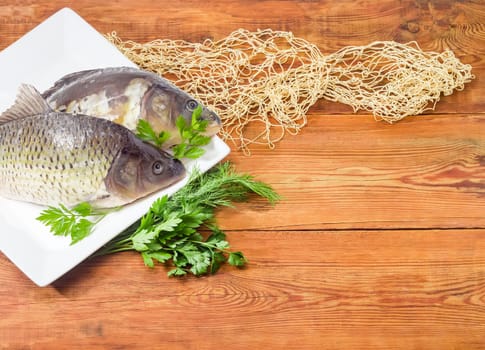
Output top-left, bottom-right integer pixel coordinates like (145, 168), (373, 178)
(0, 84), (185, 208)
(42, 66), (221, 147)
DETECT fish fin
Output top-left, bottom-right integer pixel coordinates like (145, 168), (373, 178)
(42, 66), (142, 99)
(41, 69), (101, 99)
(0, 84), (53, 125)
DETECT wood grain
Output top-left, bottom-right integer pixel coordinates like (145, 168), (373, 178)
(0, 1), (484, 349)
(221, 113), (484, 230)
(1, 230), (485, 350)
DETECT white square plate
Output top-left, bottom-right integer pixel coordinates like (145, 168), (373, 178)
(0, 8), (230, 286)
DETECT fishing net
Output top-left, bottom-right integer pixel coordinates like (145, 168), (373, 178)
(106, 29), (474, 153)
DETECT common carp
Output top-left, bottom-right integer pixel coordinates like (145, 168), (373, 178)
(42, 66), (221, 147)
(0, 84), (185, 208)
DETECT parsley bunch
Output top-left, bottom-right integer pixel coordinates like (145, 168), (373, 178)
(136, 106), (211, 159)
(96, 162), (279, 276)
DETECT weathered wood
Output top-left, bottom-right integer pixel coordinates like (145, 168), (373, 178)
(0, 1), (484, 349)
(221, 113), (484, 230)
(1, 230), (485, 350)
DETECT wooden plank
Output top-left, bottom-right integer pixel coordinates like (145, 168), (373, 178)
(1, 229), (484, 349)
(219, 113), (484, 230)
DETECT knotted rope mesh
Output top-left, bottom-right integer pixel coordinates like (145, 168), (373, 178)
(106, 29), (474, 153)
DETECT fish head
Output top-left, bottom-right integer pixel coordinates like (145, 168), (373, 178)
(141, 84), (221, 143)
(105, 136), (186, 202)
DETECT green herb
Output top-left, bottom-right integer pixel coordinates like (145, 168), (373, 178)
(172, 106), (211, 159)
(37, 203), (113, 245)
(136, 119), (171, 148)
(96, 162), (280, 277)
(135, 106), (212, 159)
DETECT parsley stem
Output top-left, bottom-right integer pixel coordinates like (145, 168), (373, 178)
(189, 240), (226, 252)
(93, 236), (133, 257)
(93, 246), (134, 256)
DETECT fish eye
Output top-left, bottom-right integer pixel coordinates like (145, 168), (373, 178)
(185, 99), (199, 111)
(152, 161), (164, 175)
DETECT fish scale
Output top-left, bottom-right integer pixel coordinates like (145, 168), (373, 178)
(0, 113), (124, 205)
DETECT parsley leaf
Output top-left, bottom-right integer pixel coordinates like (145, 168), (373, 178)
(228, 252), (247, 267)
(132, 229), (159, 251)
(37, 203), (114, 245)
(167, 267), (187, 277)
(142, 251), (172, 268)
(136, 119), (171, 147)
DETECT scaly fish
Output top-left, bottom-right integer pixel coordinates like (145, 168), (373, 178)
(0, 84), (185, 208)
(42, 66), (221, 147)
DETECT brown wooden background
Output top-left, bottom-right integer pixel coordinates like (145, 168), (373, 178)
(1, 1), (484, 349)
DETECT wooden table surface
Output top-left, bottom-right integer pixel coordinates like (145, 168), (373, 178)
(1, 1), (484, 349)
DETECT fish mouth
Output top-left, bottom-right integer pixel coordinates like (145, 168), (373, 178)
(205, 123), (221, 137)
(170, 158), (186, 179)
(202, 110), (222, 136)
